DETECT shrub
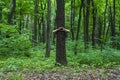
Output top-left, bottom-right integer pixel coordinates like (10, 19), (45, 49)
(0, 24), (32, 55)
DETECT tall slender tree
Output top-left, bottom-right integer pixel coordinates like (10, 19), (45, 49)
(74, 0), (84, 55)
(112, 0), (116, 37)
(46, 0), (51, 57)
(109, 6), (114, 38)
(7, 0), (16, 24)
(19, 0), (22, 33)
(91, 0), (97, 48)
(84, 0), (90, 49)
(98, 16), (103, 50)
(70, 0), (75, 40)
(32, 0), (38, 45)
(41, 2), (46, 43)
(0, 3), (2, 22)
(103, 0), (108, 41)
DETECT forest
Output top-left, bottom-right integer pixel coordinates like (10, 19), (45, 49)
(0, 0), (120, 79)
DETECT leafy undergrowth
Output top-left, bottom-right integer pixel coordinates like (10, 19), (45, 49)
(0, 47), (120, 79)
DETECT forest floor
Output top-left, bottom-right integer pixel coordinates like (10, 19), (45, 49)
(0, 66), (120, 80)
(0, 48), (120, 80)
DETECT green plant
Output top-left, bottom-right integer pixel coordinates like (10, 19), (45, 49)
(7, 73), (23, 80)
(0, 24), (32, 56)
(105, 35), (120, 49)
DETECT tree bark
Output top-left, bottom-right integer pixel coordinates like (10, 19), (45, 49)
(119, 22), (120, 32)
(41, 15), (46, 43)
(109, 6), (115, 47)
(0, 5), (2, 22)
(98, 17), (102, 49)
(103, 0), (108, 40)
(84, 0), (90, 49)
(7, 0), (16, 24)
(52, 0), (57, 44)
(19, 1), (22, 33)
(91, 0), (97, 48)
(70, 0), (75, 40)
(41, 2), (46, 43)
(46, 0), (51, 57)
(109, 6), (113, 37)
(38, 18), (42, 43)
(26, 15), (29, 29)
(56, 0), (67, 65)
(33, 0), (38, 46)
(0, 2), (3, 23)
(112, 0), (116, 37)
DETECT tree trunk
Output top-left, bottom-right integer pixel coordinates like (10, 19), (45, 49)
(38, 18), (42, 43)
(26, 15), (29, 29)
(8, 0), (16, 24)
(103, 0), (108, 40)
(41, 2), (46, 43)
(104, 7), (111, 43)
(70, 0), (74, 40)
(46, 0), (51, 57)
(52, 0), (57, 44)
(32, 0), (38, 46)
(109, 6), (115, 47)
(74, 0), (84, 55)
(98, 17), (102, 50)
(119, 22), (120, 32)
(41, 15), (46, 43)
(109, 6), (113, 37)
(19, 1), (22, 34)
(84, 0), (90, 49)
(0, 4), (2, 22)
(56, 0), (67, 65)
(91, 0), (97, 48)
(112, 0), (116, 37)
